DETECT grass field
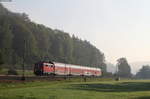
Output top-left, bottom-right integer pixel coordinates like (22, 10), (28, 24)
(1, 79), (150, 99)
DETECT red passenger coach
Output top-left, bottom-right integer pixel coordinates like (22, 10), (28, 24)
(34, 61), (102, 76)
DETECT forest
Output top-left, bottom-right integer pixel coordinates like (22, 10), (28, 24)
(0, 4), (106, 72)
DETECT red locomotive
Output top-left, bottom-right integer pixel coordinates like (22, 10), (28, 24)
(34, 61), (101, 76)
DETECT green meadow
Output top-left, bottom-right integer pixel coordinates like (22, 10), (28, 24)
(0, 79), (150, 99)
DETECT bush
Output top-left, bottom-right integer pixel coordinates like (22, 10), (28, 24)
(7, 68), (18, 75)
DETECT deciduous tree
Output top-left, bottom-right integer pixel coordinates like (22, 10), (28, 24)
(116, 58), (132, 78)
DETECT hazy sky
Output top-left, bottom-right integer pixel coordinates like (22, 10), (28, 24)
(2, 0), (150, 64)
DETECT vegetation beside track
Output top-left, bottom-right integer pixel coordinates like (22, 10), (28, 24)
(1, 79), (150, 99)
(0, 68), (34, 76)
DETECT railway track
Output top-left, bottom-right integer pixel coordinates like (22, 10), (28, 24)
(0, 75), (98, 82)
(0, 75), (66, 82)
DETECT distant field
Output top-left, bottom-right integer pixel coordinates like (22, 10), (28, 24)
(1, 79), (150, 99)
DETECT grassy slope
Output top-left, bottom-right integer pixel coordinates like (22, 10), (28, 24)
(0, 79), (150, 99)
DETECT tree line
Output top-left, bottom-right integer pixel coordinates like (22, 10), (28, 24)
(135, 65), (150, 79)
(108, 57), (150, 79)
(0, 4), (106, 72)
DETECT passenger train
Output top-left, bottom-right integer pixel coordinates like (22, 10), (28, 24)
(34, 61), (102, 76)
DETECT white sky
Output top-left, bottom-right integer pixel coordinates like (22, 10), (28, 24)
(2, 0), (150, 64)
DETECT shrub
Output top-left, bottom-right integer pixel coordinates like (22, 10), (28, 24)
(7, 68), (18, 75)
